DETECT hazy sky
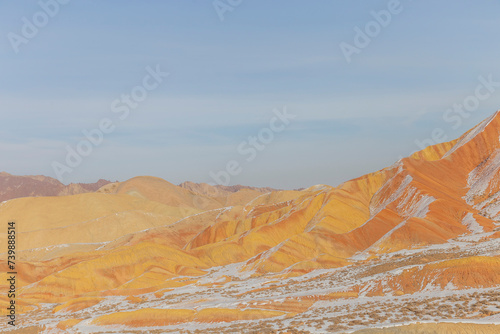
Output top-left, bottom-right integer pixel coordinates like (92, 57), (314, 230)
(1, 1), (500, 189)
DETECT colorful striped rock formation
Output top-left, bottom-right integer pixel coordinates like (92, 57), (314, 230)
(1, 112), (500, 333)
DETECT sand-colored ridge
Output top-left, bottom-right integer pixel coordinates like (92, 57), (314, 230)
(3, 111), (500, 333)
(92, 307), (286, 327)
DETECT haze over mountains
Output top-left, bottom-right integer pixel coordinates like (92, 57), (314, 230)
(0, 172), (111, 203)
(0, 172), (279, 204)
(1, 112), (500, 333)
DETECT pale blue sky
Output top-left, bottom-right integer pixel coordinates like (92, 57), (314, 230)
(1, 1), (500, 188)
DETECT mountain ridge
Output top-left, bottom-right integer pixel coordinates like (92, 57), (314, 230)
(0, 172), (111, 203)
(1, 111), (500, 333)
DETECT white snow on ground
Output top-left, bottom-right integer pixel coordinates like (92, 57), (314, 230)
(474, 191), (500, 221)
(342, 320), (500, 334)
(465, 149), (500, 206)
(10, 232), (500, 334)
(351, 194), (435, 261)
(399, 193), (435, 219)
(462, 212), (484, 234)
(245, 192), (274, 207)
(370, 173), (412, 218)
(443, 111), (497, 158)
(462, 148), (500, 222)
(354, 172), (413, 239)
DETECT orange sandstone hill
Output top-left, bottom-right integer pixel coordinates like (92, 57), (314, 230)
(1, 112), (500, 333)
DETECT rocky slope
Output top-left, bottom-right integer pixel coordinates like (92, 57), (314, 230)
(1, 112), (500, 333)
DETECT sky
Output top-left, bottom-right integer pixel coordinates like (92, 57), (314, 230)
(1, 1), (500, 189)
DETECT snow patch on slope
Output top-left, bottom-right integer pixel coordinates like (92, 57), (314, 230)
(443, 112), (497, 158)
(401, 194), (435, 219)
(352, 194), (435, 261)
(462, 213), (484, 234)
(466, 150), (500, 204)
(370, 174), (413, 218)
(464, 149), (500, 221)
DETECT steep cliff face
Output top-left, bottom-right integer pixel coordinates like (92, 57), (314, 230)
(1, 112), (500, 333)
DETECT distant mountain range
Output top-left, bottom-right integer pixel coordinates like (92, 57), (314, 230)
(0, 172), (279, 204)
(0, 172), (111, 202)
(1, 112), (500, 333)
